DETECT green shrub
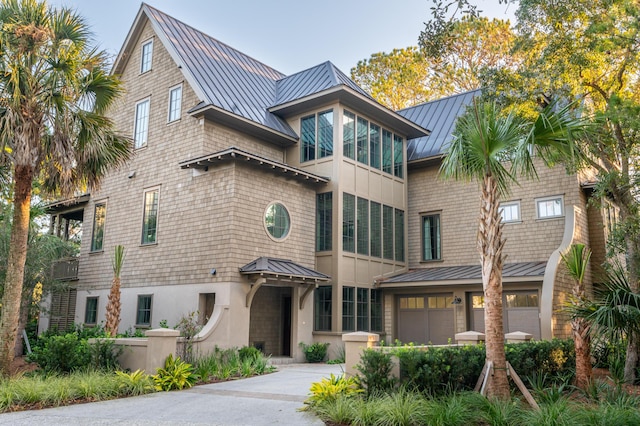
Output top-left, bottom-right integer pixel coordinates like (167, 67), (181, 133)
(355, 348), (396, 396)
(27, 333), (91, 373)
(88, 339), (123, 371)
(299, 342), (330, 363)
(115, 370), (155, 396)
(239, 345), (261, 361)
(305, 373), (363, 408)
(152, 354), (198, 391)
(506, 339), (575, 386)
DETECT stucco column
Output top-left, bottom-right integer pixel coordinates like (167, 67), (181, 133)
(342, 332), (379, 377)
(145, 328), (180, 372)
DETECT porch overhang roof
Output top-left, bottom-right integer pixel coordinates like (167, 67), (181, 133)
(379, 261), (547, 288)
(240, 256), (330, 283)
(179, 146), (330, 186)
(45, 194), (90, 220)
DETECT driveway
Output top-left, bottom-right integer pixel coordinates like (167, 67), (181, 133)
(0, 363), (343, 425)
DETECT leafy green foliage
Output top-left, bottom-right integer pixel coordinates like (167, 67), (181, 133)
(175, 311), (202, 364)
(152, 354), (198, 391)
(27, 333), (91, 373)
(304, 373), (362, 408)
(115, 369), (155, 396)
(299, 341), (330, 363)
(355, 348), (396, 396)
(238, 345), (261, 362)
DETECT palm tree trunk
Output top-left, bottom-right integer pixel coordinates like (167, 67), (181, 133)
(479, 174), (510, 399)
(574, 318), (592, 389)
(0, 165), (33, 376)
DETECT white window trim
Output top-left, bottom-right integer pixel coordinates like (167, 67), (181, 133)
(167, 83), (183, 123)
(133, 97), (150, 149)
(90, 200), (108, 253)
(499, 200), (521, 223)
(140, 39), (153, 74)
(535, 195), (564, 219)
(141, 186), (161, 245)
(263, 200), (292, 242)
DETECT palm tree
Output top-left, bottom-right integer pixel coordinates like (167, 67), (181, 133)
(105, 245), (125, 337)
(0, 0), (130, 376)
(440, 99), (583, 399)
(561, 243), (593, 390)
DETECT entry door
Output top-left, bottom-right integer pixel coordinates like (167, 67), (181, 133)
(281, 295), (292, 356)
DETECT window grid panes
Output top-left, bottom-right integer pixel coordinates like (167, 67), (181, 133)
(357, 288), (369, 331)
(400, 296), (424, 310)
(428, 296), (453, 309)
(422, 214), (441, 261)
(383, 205), (394, 260)
(134, 99), (150, 149)
(168, 85), (182, 122)
(136, 295), (152, 326)
(537, 197), (563, 218)
(343, 110), (355, 160)
(357, 117), (368, 164)
(342, 287), (355, 331)
(357, 197), (369, 255)
(343, 193), (355, 252)
(316, 192), (332, 251)
(265, 203), (290, 239)
(142, 189), (159, 245)
(369, 123), (381, 169)
(314, 286), (332, 331)
(318, 110), (333, 158)
(505, 293), (539, 308)
(91, 203), (106, 252)
(382, 129), (393, 174)
(85, 297), (98, 325)
(140, 40), (153, 73)
(301, 115), (316, 162)
(500, 202), (520, 222)
(370, 289), (383, 332)
(370, 202), (381, 258)
(394, 209), (405, 262)
(393, 135), (403, 178)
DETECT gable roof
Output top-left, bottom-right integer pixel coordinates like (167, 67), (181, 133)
(398, 89), (481, 163)
(113, 4), (429, 145)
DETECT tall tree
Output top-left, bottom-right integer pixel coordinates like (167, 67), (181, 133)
(0, 0), (130, 376)
(440, 100), (582, 399)
(104, 245), (124, 337)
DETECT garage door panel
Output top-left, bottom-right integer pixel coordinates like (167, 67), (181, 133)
(428, 310), (454, 345)
(398, 310), (427, 344)
(506, 308), (540, 339)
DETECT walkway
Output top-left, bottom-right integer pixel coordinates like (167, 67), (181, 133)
(0, 363), (343, 425)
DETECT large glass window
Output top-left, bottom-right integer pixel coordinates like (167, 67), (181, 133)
(343, 110), (355, 160)
(394, 209), (405, 262)
(357, 197), (369, 255)
(382, 129), (393, 174)
(505, 292), (539, 308)
(370, 202), (381, 258)
(265, 203), (290, 240)
(314, 286), (332, 331)
(357, 288), (369, 331)
(136, 295), (153, 327)
(316, 192), (332, 251)
(301, 115), (316, 162)
(85, 297), (98, 325)
(142, 189), (159, 245)
(343, 193), (355, 252)
(357, 117), (368, 164)
(342, 286), (355, 331)
(318, 110), (333, 158)
(134, 99), (150, 149)
(370, 289), (383, 332)
(168, 85), (182, 122)
(91, 203), (106, 252)
(369, 123), (381, 169)
(140, 40), (153, 73)
(383, 205), (394, 260)
(393, 135), (404, 178)
(301, 110), (333, 162)
(422, 214), (441, 261)
(536, 196), (564, 218)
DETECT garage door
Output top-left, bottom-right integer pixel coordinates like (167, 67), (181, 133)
(397, 295), (454, 345)
(469, 290), (540, 340)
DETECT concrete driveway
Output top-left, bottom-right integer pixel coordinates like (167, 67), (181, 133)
(0, 363), (343, 425)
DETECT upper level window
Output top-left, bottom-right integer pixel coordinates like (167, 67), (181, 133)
(265, 202), (290, 240)
(369, 123), (381, 169)
(422, 213), (441, 261)
(343, 193), (355, 253)
(393, 135), (404, 178)
(168, 85), (182, 122)
(394, 209), (405, 262)
(500, 201), (521, 223)
(316, 192), (332, 251)
(134, 98), (150, 149)
(142, 188), (159, 245)
(91, 202), (106, 252)
(382, 130), (393, 174)
(382, 205), (394, 260)
(343, 111), (355, 160)
(357, 117), (368, 164)
(301, 110), (333, 162)
(536, 195), (564, 219)
(140, 40), (153, 73)
(356, 197), (369, 256)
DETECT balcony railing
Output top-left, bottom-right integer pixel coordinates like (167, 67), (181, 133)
(52, 258), (79, 281)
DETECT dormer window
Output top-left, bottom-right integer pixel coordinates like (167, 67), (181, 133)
(140, 39), (153, 73)
(300, 110), (333, 162)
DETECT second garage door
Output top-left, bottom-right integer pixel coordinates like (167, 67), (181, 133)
(397, 294), (455, 345)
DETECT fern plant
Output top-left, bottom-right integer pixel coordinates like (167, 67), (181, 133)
(152, 354), (198, 391)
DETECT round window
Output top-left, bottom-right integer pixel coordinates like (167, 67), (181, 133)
(265, 202), (290, 240)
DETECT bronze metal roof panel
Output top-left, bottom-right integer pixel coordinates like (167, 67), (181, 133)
(383, 261), (547, 284)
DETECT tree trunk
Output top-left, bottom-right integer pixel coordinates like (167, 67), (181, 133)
(621, 211), (640, 384)
(479, 174), (510, 399)
(0, 165), (33, 376)
(104, 276), (121, 337)
(573, 318), (592, 389)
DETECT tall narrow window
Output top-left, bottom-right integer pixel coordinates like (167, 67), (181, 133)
(136, 295), (153, 327)
(134, 99), (150, 149)
(357, 288), (369, 331)
(140, 40), (153, 73)
(318, 110), (333, 158)
(343, 110), (355, 160)
(342, 286), (355, 331)
(394, 209), (405, 262)
(370, 289), (383, 332)
(85, 297), (98, 325)
(142, 188), (159, 245)
(301, 115), (316, 162)
(369, 123), (381, 169)
(343, 193), (355, 253)
(382, 129), (393, 174)
(168, 85), (182, 122)
(357, 117), (368, 164)
(383, 205), (394, 260)
(422, 214), (441, 261)
(314, 286), (332, 331)
(357, 197), (369, 255)
(370, 201), (381, 258)
(316, 192), (332, 251)
(91, 203), (106, 252)
(393, 135), (404, 178)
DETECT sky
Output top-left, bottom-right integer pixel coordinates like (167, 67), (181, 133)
(46, 0), (516, 76)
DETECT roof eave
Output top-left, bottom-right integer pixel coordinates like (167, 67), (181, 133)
(111, 4), (148, 75)
(380, 275), (544, 288)
(269, 86), (430, 140)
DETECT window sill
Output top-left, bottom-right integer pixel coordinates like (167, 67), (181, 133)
(89, 250), (104, 255)
(503, 220), (523, 225)
(420, 259), (443, 264)
(535, 216), (564, 221)
(140, 242), (158, 247)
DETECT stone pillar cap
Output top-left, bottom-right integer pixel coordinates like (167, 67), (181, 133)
(505, 331), (533, 339)
(145, 328), (180, 337)
(455, 331), (486, 340)
(342, 331), (380, 343)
